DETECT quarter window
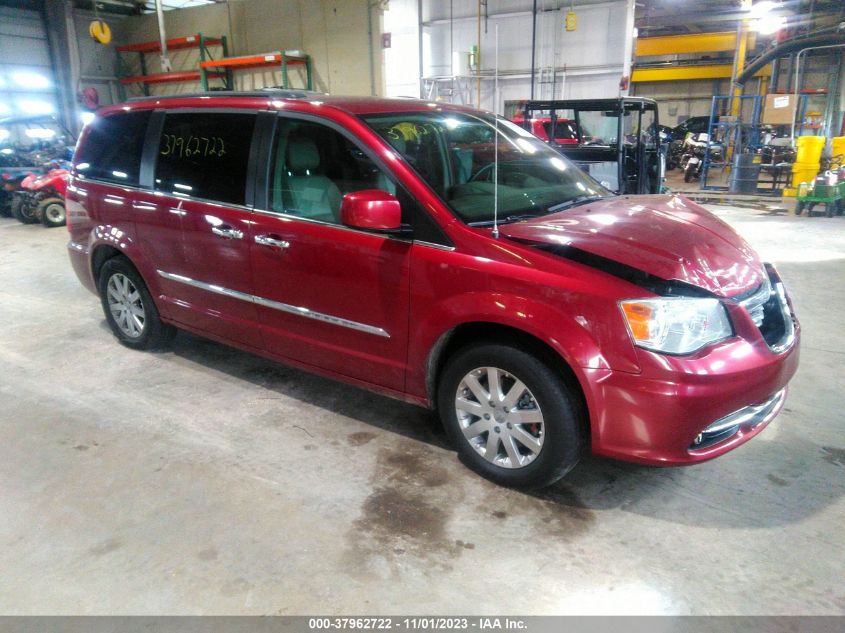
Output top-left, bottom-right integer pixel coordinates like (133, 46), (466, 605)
(75, 111), (150, 186)
(155, 112), (256, 205)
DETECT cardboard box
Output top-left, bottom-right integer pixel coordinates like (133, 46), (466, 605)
(763, 94), (797, 125)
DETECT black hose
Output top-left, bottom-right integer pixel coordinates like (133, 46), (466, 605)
(735, 28), (845, 86)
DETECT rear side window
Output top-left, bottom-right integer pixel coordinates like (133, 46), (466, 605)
(75, 111), (151, 186)
(154, 112), (256, 205)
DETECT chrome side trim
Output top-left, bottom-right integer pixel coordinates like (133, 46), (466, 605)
(415, 239), (456, 252)
(156, 270), (390, 338)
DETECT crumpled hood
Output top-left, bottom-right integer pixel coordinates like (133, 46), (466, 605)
(499, 194), (764, 298)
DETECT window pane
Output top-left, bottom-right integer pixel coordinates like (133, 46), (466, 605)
(155, 113), (255, 205)
(363, 112), (610, 225)
(75, 111), (150, 186)
(268, 118), (395, 224)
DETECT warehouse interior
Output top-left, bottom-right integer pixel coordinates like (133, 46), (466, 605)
(1, 0), (844, 621)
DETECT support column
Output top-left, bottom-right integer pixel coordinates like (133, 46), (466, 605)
(43, 0), (79, 133)
(620, 0), (636, 96)
(729, 0), (751, 118)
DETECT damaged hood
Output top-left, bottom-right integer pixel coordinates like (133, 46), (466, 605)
(500, 194), (764, 298)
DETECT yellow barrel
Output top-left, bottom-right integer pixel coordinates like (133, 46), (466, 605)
(795, 136), (826, 164)
(831, 136), (845, 165)
(791, 163), (819, 189)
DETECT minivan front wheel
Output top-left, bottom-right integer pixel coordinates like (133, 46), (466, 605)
(438, 343), (583, 488)
(98, 257), (175, 350)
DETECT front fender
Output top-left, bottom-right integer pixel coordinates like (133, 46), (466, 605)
(406, 289), (635, 405)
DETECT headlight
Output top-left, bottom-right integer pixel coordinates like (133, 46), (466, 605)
(620, 298), (733, 355)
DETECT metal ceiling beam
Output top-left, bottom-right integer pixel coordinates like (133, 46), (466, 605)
(635, 31), (758, 56)
(632, 62), (771, 82)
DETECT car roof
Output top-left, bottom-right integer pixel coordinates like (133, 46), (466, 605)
(103, 89), (488, 118)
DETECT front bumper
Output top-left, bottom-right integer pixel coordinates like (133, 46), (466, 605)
(587, 269), (800, 466)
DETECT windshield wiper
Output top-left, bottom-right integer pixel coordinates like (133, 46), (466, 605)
(468, 212), (544, 227)
(547, 195), (605, 213)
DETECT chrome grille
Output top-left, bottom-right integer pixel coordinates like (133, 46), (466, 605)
(735, 275), (772, 327)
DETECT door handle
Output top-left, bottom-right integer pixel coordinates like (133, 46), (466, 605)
(212, 225), (244, 240)
(254, 234), (290, 249)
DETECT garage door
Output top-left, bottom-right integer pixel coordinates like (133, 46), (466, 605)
(0, 5), (57, 120)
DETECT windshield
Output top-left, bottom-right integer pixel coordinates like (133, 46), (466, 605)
(362, 110), (611, 225)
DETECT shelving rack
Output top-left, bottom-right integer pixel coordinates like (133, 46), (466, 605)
(199, 52), (313, 91)
(116, 33), (229, 96)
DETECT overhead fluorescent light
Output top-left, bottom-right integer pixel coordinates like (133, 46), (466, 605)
(12, 72), (51, 90)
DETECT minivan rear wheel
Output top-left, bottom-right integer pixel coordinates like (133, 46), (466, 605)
(437, 343), (583, 489)
(98, 257), (175, 350)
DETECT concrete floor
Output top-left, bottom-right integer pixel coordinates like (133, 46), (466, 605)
(0, 206), (843, 615)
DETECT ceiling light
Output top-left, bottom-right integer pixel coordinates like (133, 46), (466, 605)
(749, 1), (776, 19)
(25, 128), (55, 139)
(754, 15), (786, 34)
(17, 100), (53, 115)
(12, 72), (50, 89)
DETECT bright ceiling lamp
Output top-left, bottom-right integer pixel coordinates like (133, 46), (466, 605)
(754, 15), (787, 34)
(747, 1), (785, 34)
(12, 71), (51, 90)
(17, 99), (54, 115)
(25, 128), (55, 139)
(749, 1), (776, 19)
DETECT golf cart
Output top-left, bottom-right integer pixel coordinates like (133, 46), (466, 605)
(514, 98), (664, 195)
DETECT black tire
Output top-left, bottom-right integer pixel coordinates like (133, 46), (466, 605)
(98, 257), (176, 351)
(795, 202), (804, 216)
(437, 343), (584, 489)
(683, 165), (694, 183)
(38, 197), (66, 228)
(11, 195), (38, 224)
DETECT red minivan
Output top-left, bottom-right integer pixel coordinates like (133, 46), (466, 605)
(66, 91), (799, 488)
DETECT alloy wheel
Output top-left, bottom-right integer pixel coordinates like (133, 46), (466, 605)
(106, 273), (145, 338)
(454, 366), (545, 469)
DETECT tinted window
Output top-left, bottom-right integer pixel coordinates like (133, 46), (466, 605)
(75, 111), (150, 186)
(542, 121), (578, 140)
(267, 118), (396, 224)
(155, 112), (256, 205)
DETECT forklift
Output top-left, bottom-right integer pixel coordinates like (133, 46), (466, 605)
(515, 97), (665, 195)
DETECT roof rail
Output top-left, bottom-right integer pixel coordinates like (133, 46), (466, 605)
(127, 88), (323, 102)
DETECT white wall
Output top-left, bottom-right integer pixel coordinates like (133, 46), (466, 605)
(385, 0), (632, 113)
(383, 0), (420, 98)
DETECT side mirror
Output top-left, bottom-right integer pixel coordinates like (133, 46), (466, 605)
(340, 189), (404, 233)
